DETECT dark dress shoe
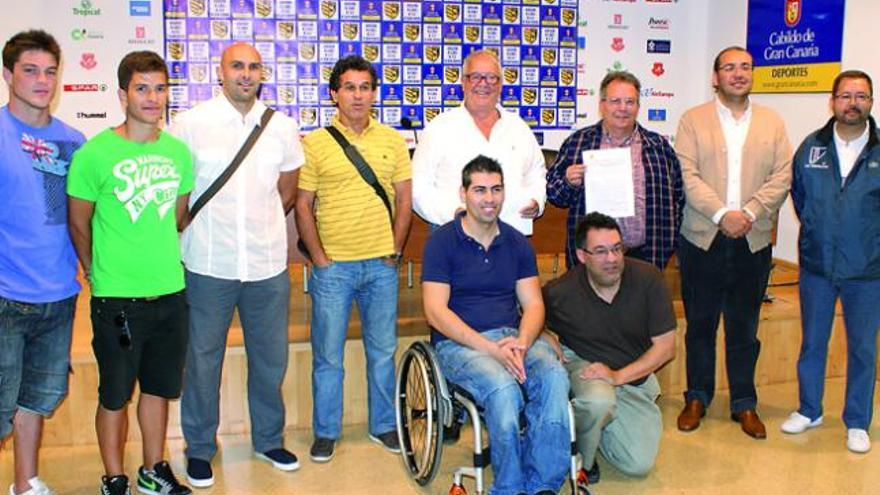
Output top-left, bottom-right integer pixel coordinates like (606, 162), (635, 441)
(731, 409), (767, 439)
(677, 399), (705, 432)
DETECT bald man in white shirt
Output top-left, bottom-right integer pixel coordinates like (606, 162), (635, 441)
(170, 42), (304, 487)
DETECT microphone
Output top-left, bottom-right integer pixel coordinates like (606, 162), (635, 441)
(400, 117), (418, 146)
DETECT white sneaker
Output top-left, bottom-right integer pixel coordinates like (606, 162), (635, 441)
(8, 477), (55, 495)
(847, 428), (871, 453)
(780, 411), (823, 434)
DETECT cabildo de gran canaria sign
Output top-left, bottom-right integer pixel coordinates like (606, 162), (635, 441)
(746, 0), (845, 93)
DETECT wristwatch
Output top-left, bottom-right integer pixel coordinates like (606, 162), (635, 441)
(386, 252), (403, 263)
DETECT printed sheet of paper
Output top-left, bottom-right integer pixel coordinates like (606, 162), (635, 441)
(582, 148), (635, 218)
(500, 196), (533, 236)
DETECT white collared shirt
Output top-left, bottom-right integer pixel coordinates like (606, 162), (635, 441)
(411, 105), (546, 233)
(170, 95), (305, 281)
(833, 122), (869, 185)
(712, 97), (754, 224)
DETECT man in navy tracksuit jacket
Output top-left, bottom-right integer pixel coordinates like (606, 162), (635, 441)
(782, 70), (880, 454)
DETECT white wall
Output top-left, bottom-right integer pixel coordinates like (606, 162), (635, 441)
(705, 0), (880, 263)
(0, 0), (164, 136)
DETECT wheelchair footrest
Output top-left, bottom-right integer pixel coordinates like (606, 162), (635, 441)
(449, 483), (468, 495)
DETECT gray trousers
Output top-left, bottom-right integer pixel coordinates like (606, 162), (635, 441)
(564, 346), (662, 477)
(181, 269), (291, 461)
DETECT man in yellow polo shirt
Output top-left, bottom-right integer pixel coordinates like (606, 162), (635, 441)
(295, 55), (412, 463)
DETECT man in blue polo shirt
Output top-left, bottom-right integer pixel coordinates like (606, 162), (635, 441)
(422, 155), (570, 495)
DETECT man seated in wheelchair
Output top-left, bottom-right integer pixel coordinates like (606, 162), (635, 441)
(421, 155), (572, 495)
(543, 212), (677, 480)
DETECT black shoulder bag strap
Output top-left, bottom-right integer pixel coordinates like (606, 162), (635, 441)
(324, 125), (393, 222)
(188, 107), (275, 222)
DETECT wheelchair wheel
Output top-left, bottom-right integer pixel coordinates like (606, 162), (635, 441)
(396, 341), (447, 485)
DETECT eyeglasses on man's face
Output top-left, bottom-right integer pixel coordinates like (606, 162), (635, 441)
(834, 93), (872, 104)
(582, 243), (626, 257)
(464, 72), (500, 85)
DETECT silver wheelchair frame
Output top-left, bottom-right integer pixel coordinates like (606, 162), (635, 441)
(395, 341), (589, 495)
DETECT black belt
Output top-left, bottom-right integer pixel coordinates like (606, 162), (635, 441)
(96, 290), (184, 303)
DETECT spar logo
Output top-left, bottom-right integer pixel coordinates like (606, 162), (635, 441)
(72, 0), (101, 16)
(785, 0), (802, 28)
(63, 83), (108, 92)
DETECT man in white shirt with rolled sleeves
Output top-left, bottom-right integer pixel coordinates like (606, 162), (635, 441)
(169, 42), (304, 487)
(412, 49), (546, 234)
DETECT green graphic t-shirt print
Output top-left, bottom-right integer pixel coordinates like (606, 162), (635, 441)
(112, 153), (183, 222)
(67, 129), (194, 297)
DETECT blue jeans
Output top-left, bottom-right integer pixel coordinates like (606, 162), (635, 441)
(678, 235), (771, 413)
(181, 269), (290, 460)
(309, 258), (398, 439)
(797, 269), (880, 429)
(0, 295), (76, 438)
(436, 328), (571, 495)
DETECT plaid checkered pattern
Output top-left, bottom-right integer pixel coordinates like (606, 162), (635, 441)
(546, 122), (684, 269)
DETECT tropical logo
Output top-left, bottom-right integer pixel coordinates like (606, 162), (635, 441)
(73, 0), (101, 16)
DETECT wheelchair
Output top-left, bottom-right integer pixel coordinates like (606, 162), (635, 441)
(395, 341), (590, 495)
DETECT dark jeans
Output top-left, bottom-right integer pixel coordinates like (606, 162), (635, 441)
(797, 269), (880, 429)
(678, 234), (771, 413)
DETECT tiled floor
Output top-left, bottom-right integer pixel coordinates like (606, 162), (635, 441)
(2, 377), (877, 495)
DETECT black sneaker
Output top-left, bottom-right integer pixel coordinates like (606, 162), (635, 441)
(369, 430), (401, 453)
(137, 461), (192, 495)
(586, 460), (601, 484)
(185, 458), (214, 488)
(309, 437), (336, 463)
(100, 475), (131, 495)
(255, 448), (300, 471)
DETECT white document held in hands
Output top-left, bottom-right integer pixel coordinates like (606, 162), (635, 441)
(582, 147), (635, 218)
(500, 196), (533, 236)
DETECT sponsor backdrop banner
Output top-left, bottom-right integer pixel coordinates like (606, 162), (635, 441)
(747, 0), (845, 94)
(576, 0), (688, 142)
(163, 0), (579, 131)
(1, 0), (699, 146)
(39, 0), (165, 137)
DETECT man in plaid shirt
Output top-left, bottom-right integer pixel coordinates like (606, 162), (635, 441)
(546, 71), (683, 270)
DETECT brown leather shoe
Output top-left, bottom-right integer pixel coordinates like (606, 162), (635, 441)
(731, 410), (767, 439)
(677, 399), (705, 432)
